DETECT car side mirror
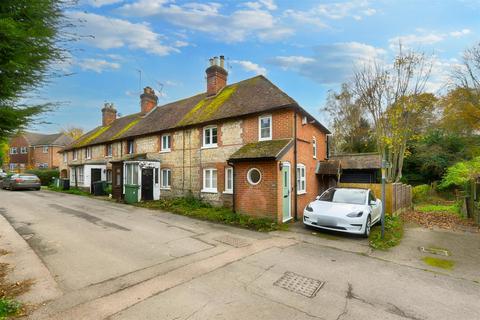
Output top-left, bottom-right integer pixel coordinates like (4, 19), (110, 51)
(369, 200), (376, 206)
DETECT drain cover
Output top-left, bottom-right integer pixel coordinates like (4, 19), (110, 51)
(419, 247), (450, 256)
(274, 271), (324, 298)
(21, 234), (34, 240)
(214, 235), (250, 248)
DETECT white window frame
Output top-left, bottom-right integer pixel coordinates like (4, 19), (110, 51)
(63, 152), (67, 163)
(202, 168), (217, 193)
(127, 140), (134, 154)
(73, 150), (78, 160)
(258, 115), (272, 141)
(125, 163), (139, 185)
(160, 168), (171, 189)
(247, 168), (262, 185)
(42, 146), (49, 153)
(312, 137), (317, 159)
(224, 167), (233, 194)
(106, 144), (113, 157)
(20, 147), (27, 154)
(77, 166), (84, 184)
(297, 164), (306, 194)
(161, 134), (171, 152)
(202, 126), (218, 148)
(85, 147), (91, 159)
(302, 116), (307, 125)
(10, 147), (17, 155)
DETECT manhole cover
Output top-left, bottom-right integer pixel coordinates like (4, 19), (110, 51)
(214, 235), (250, 248)
(274, 271), (324, 298)
(419, 247), (450, 256)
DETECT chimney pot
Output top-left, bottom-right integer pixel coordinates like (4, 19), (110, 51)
(101, 102), (117, 126)
(206, 54), (228, 96)
(140, 86), (158, 114)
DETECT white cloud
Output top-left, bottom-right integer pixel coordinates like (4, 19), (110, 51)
(67, 11), (179, 56)
(78, 58), (120, 73)
(86, 0), (123, 7)
(231, 60), (267, 75)
(269, 42), (385, 84)
(389, 28), (473, 48)
(117, 0), (292, 43)
(283, 10), (327, 28)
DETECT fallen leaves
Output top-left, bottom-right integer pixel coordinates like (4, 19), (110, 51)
(402, 211), (479, 232)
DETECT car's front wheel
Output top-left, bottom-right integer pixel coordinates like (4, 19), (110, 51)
(363, 215), (371, 238)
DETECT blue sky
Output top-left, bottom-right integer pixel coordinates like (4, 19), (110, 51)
(34, 0), (479, 133)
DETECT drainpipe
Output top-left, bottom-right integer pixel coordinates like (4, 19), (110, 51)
(227, 161), (235, 213)
(293, 111), (298, 221)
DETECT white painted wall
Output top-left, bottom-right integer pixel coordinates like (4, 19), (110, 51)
(123, 161), (160, 201)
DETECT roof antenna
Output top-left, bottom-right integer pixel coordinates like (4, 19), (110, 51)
(155, 81), (164, 97)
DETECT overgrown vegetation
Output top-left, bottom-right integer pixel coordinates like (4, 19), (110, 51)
(25, 169), (59, 186)
(369, 215), (404, 250)
(0, 262), (32, 319)
(135, 196), (287, 232)
(415, 203), (461, 216)
(422, 257), (455, 270)
(0, 298), (22, 319)
(47, 185), (91, 196)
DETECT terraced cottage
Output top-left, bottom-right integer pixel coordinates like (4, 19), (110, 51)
(60, 56), (333, 223)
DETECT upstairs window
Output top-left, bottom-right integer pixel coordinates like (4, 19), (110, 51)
(20, 147), (27, 154)
(106, 144), (113, 157)
(161, 134), (171, 152)
(259, 115), (272, 141)
(63, 152), (67, 163)
(10, 147), (17, 155)
(297, 164), (306, 194)
(42, 146), (48, 153)
(312, 137), (317, 159)
(127, 140), (134, 154)
(203, 126), (218, 148)
(85, 147), (91, 159)
(73, 149), (78, 160)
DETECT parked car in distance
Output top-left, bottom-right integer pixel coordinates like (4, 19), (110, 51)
(1, 173), (41, 191)
(303, 187), (382, 237)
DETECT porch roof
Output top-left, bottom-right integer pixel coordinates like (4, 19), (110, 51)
(315, 160), (341, 175)
(330, 153), (382, 169)
(229, 139), (292, 162)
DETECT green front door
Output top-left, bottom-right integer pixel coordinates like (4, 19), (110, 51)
(282, 163), (291, 222)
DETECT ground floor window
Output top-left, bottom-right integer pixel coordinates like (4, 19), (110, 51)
(224, 167), (233, 193)
(106, 169), (112, 183)
(125, 163), (138, 185)
(161, 168), (171, 189)
(77, 167), (84, 184)
(247, 168), (262, 185)
(202, 168), (217, 192)
(297, 164), (306, 194)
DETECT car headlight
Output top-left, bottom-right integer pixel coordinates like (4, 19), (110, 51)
(346, 211), (363, 218)
(305, 203), (313, 212)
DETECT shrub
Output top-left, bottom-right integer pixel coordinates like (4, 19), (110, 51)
(438, 157), (480, 190)
(412, 184), (431, 203)
(0, 298), (22, 318)
(25, 169), (59, 186)
(369, 215), (404, 250)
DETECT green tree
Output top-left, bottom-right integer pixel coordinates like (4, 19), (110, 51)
(0, 0), (67, 139)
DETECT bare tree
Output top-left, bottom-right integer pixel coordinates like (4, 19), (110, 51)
(453, 42), (480, 90)
(352, 46), (433, 182)
(61, 126), (84, 140)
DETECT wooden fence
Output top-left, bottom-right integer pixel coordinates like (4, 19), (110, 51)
(338, 182), (412, 215)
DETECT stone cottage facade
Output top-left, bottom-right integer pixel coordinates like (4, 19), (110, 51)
(60, 56), (333, 223)
(7, 132), (73, 172)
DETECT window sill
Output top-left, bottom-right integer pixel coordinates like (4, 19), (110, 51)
(259, 137), (272, 142)
(201, 145), (218, 150)
(160, 149), (171, 153)
(160, 187), (171, 190)
(298, 191), (307, 195)
(223, 191), (233, 194)
(201, 189), (218, 194)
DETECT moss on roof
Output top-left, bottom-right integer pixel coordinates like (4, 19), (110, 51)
(177, 84), (238, 126)
(111, 118), (141, 140)
(75, 126), (111, 147)
(229, 139), (292, 160)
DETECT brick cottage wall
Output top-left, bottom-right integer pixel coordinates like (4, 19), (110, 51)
(8, 135), (29, 169)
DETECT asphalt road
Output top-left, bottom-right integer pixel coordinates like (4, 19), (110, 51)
(0, 189), (479, 320)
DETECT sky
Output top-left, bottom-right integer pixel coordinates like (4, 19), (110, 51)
(33, 0), (480, 133)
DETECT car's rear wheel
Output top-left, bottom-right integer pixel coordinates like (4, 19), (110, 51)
(363, 215), (371, 238)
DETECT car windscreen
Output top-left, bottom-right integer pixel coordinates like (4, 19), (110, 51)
(319, 189), (366, 205)
(19, 175), (38, 180)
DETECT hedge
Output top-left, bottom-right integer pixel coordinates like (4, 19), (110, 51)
(25, 169), (59, 186)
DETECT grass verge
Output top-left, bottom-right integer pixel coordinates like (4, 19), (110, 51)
(0, 298), (22, 319)
(415, 203), (461, 216)
(135, 196), (287, 232)
(422, 256), (455, 270)
(46, 185), (91, 196)
(369, 215), (404, 250)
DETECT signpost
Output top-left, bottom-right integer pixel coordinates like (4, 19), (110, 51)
(381, 158), (389, 239)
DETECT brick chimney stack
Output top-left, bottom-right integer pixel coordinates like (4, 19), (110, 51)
(206, 55), (228, 96)
(101, 102), (117, 126)
(140, 86), (158, 114)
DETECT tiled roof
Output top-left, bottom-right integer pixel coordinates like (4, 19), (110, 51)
(23, 132), (73, 146)
(229, 139), (293, 161)
(64, 75), (330, 151)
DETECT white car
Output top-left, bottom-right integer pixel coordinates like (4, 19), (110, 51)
(303, 187), (382, 237)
